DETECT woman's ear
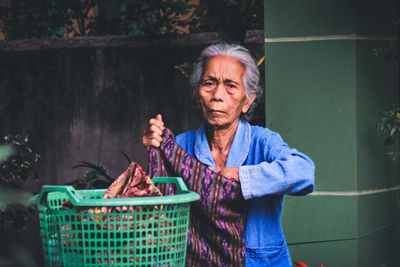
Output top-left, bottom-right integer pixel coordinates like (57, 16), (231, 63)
(241, 92), (256, 114)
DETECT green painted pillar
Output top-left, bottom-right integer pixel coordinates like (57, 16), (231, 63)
(264, 0), (400, 266)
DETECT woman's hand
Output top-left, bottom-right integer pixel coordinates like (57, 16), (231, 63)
(219, 167), (240, 182)
(142, 114), (165, 150)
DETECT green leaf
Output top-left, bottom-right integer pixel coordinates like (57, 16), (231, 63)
(390, 126), (397, 136)
(73, 161), (113, 181)
(92, 179), (110, 189)
(0, 145), (14, 162)
(0, 190), (34, 207)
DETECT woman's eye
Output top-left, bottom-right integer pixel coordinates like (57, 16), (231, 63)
(202, 81), (214, 87)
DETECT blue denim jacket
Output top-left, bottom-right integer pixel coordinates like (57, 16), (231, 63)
(176, 120), (315, 266)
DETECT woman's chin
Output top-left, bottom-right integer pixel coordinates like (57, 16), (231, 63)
(205, 118), (237, 130)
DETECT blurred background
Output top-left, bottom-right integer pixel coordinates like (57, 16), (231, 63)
(1, 0), (400, 266)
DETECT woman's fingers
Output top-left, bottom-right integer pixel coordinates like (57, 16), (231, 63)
(156, 114), (162, 121)
(149, 124), (163, 136)
(142, 133), (161, 148)
(142, 136), (160, 146)
(219, 167), (240, 182)
(148, 131), (162, 142)
(149, 118), (162, 127)
(152, 113), (164, 132)
(142, 114), (165, 149)
(147, 135), (162, 145)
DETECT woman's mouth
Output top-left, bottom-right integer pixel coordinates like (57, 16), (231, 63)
(207, 109), (225, 114)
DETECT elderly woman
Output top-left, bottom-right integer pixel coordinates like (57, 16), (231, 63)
(143, 44), (315, 266)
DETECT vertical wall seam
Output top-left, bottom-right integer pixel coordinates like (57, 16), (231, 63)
(354, 37), (359, 254)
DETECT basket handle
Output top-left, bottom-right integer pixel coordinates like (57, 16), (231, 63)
(152, 177), (189, 194)
(33, 185), (80, 206)
(32, 177), (199, 207)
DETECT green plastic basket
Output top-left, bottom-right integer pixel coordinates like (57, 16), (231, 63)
(33, 177), (199, 267)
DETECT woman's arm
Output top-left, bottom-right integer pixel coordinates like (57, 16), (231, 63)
(238, 132), (315, 200)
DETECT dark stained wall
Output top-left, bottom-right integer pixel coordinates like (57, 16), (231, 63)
(1, 46), (204, 186)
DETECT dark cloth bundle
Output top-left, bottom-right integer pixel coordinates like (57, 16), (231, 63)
(148, 128), (246, 267)
(103, 162), (162, 199)
(62, 162), (162, 211)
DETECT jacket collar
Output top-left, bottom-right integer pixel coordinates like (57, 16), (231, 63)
(194, 120), (251, 169)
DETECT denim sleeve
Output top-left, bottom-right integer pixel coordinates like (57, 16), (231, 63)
(239, 132), (315, 200)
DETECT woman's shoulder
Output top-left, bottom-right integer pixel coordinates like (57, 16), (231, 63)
(249, 124), (277, 141)
(175, 129), (199, 155)
(176, 129), (198, 142)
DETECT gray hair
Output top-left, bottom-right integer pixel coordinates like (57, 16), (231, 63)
(190, 44), (262, 121)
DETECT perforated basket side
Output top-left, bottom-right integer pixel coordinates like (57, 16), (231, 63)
(38, 191), (69, 267)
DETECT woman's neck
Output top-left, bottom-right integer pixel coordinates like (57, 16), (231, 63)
(206, 120), (239, 170)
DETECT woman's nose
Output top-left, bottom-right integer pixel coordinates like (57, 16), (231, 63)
(211, 84), (224, 101)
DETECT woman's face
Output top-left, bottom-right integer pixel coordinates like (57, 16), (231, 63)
(197, 55), (254, 129)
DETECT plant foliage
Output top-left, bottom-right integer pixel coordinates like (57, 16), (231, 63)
(0, 0), (263, 40)
(194, 0), (264, 43)
(0, 0), (198, 39)
(68, 161), (114, 189)
(0, 0), (71, 39)
(0, 134), (40, 232)
(67, 150), (133, 189)
(378, 106), (400, 159)
(90, 0), (198, 36)
(0, 134), (40, 186)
